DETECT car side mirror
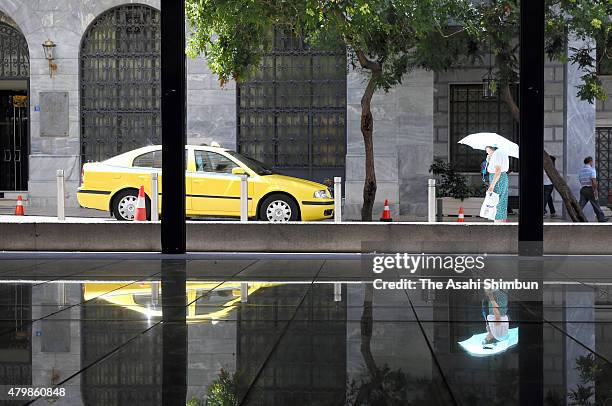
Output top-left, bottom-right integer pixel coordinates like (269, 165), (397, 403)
(232, 167), (247, 176)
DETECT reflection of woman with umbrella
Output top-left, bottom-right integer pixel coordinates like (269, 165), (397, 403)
(459, 133), (518, 223)
(458, 287), (518, 356)
(482, 288), (509, 347)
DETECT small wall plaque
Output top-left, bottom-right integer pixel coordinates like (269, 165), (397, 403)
(40, 92), (69, 137)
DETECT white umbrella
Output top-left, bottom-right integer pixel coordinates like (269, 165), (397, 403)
(458, 132), (519, 158)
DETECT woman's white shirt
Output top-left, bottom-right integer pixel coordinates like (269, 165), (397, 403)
(487, 149), (509, 173)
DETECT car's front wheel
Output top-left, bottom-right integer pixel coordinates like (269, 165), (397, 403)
(112, 189), (150, 221)
(259, 194), (299, 222)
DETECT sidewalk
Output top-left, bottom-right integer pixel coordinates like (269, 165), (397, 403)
(0, 205), (108, 218)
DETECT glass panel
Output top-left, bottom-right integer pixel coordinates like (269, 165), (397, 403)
(194, 150), (238, 174)
(133, 150), (162, 169)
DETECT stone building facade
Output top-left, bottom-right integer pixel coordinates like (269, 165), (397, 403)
(0, 0), (608, 220)
(0, 0), (235, 209)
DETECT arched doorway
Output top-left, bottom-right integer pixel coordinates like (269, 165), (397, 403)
(0, 20), (29, 191)
(80, 4), (161, 163)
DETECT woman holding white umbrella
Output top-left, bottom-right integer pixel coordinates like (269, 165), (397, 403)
(459, 133), (517, 223)
(485, 145), (510, 222)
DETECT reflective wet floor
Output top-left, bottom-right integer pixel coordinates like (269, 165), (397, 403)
(0, 255), (610, 405)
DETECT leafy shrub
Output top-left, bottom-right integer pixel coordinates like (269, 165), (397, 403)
(429, 159), (472, 201)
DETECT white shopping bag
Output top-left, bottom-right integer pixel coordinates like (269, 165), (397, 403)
(480, 192), (499, 220)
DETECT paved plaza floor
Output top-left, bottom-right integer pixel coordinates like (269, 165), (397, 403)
(0, 254), (609, 405)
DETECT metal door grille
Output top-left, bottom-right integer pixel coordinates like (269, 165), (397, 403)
(0, 93), (28, 190)
(449, 84), (519, 172)
(237, 28), (347, 183)
(596, 127), (611, 205)
(80, 5), (161, 163)
(0, 22), (28, 80)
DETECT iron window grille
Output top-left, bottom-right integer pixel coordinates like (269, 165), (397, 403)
(0, 22), (28, 80)
(449, 84), (519, 173)
(80, 5), (161, 164)
(237, 28), (347, 184)
(596, 127), (611, 206)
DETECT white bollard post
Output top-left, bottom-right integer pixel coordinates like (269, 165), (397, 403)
(240, 174), (248, 222)
(57, 282), (66, 306)
(428, 179), (436, 223)
(150, 281), (159, 308)
(334, 177), (342, 223)
(334, 282), (342, 302)
(56, 170), (65, 221)
(240, 282), (248, 303)
(151, 172), (159, 222)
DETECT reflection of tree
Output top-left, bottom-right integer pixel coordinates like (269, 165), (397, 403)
(543, 353), (612, 406)
(567, 353), (611, 406)
(346, 285), (447, 405)
(187, 369), (237, 406)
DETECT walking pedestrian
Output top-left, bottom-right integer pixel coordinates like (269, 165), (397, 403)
(486, 145), (509, 223)
(579, 156), (608, 222)
(543, 155), (557, 218)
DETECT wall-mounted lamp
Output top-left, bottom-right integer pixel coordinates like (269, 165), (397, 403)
(482, 39), (496, 100)
(482, 70), (496, 100)
(42, 39), (57, 78)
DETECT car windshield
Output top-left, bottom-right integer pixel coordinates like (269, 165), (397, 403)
(226, 151), (275, 175)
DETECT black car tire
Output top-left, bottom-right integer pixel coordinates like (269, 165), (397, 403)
(258, 194), (299, 222)
(112, 189), (150, 221)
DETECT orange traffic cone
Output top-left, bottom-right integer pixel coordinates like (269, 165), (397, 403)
(14, 195), (24, 216)
(134, 186), (147, 221)
(457, 207), (465, 222)
(380, 199), (392, 222)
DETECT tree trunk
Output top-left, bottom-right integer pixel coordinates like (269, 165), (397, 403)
(544, 151), (587, 221)
(360, 284), (378, 377)
(355, 50), (382, 221)
(360, 76), (378, 221)
(501, 84), (586, 222)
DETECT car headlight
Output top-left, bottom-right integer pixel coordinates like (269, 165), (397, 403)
(313, 190), (330, 199)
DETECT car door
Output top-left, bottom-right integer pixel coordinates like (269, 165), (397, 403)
(189, 149), (249, 215)
(131, 148), (192, 212)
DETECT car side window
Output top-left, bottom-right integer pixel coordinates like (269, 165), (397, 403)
(133, 151), (162, 168)
(194, 151), (238, 174)
(133, 150), (189, 169)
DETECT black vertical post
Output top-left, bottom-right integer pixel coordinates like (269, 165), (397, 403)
(161, 260), (187, 405)
(519, 0), (544, 256)
(519, 2), (544, 403)
(161, 0), (186, 254)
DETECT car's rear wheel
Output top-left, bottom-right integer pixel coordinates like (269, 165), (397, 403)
(259, 194), (299, 222)
(112, 189), (150, 221)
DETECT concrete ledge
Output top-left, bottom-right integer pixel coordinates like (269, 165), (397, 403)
(1, 220), (611, 254)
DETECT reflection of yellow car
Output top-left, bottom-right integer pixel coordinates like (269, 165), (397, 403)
(77, 144), (334, 222)
(83, 282), (278, 322)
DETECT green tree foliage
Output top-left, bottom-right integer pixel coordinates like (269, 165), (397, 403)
(186, 0), (480, 221)
(473, 0), (611, 107)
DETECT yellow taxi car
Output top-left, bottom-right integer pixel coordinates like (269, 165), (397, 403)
(77, 144), (334, 222)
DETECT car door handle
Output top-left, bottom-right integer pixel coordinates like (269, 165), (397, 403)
(4, 150), (11, 162)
